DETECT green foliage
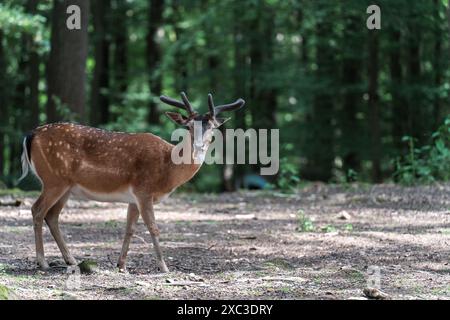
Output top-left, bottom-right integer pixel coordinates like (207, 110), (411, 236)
(0, 284), (9, 300)
(394, 118), (450, 184)
(296, 210), (355, 233)
(344, 223), (354, 232)
(296, 210), (315, 232)
(321, 225), (337, 233)
(346, 169), (358, 183)
(78, 260), (98, 275)
(273, 158), (301, 192)
(0, 3), (45, 41)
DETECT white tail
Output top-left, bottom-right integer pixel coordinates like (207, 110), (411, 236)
(18, 136), (31, 183)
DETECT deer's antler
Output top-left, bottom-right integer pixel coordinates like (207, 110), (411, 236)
(208, 93), (245, 118)
(160, 92), (195, 115)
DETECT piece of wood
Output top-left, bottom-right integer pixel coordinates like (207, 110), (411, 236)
(236, 276), (306, 283)
(363, 287), (390, 300)
(0, 200), (22, 207)
(164, 279), (206, 286)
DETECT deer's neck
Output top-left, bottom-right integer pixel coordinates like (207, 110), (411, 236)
(167, 131), (205, 188)
(170, 161), (202, 187)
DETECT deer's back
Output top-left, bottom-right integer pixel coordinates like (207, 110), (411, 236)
(29, 123), (174, 195)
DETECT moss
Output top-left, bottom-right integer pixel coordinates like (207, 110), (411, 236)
(78, 260), (98, 274)
(263, 258), (294, 270)
(0, 284), (10, 300)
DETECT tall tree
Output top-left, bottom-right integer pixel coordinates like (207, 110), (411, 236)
(0, 30), (6, 177)
(225, 2), (250, 191)
(432, 0), (443, 129)
(406, 20), (423, 141)
(172, 0), (188, 93)
(27, 0), (40, 129)
(90, 0), (111, 125)
(303, 4), (335, 181)
(340, 9), (363, 175)
(111, 0), (128, 115)
(47, 0), (90, 122)
(249, 3), (277, 132)
(368, 31), (381, 182)
(248, 2), (277, 181)
(147, 0), (164, 124)
(390, 29), (406, 153)
(14, 0), (40, 131)
(446, 1), (450, 128)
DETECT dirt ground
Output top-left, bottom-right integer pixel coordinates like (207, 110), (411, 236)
(1, 183), (450, 300)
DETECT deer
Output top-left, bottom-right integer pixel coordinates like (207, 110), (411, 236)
(19, 92), (245, 272)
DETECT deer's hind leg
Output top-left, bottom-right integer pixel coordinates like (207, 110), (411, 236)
(31, 185), (69, 270)
(45, 191), (77, 266)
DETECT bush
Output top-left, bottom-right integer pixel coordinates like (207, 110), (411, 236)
(394, 118), (450, 184)
(275, 158), (301, 192)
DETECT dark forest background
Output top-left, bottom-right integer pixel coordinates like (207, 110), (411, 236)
(0, 0), (449, 192)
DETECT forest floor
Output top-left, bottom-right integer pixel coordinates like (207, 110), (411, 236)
(1, 183), (450, 300)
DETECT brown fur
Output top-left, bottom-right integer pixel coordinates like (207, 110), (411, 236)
(25, 92), (244, 272)
(27, 122), (201, 272)
(31, 123), (200, 201)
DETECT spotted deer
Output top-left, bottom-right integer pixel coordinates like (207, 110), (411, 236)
(19, 92), (245, 272)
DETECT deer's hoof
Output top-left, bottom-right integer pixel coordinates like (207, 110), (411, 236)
(38, 262), (50, 271)
(66, 259), (78, 266)
(158, 263), (169, 273)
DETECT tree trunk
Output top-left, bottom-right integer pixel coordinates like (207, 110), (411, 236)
(14, 41), (27, 125)
(90, 0), (111, 125)
(249, 5), (276, 132)
(448, 0), (450, 115)
(147, 0), (164, 124)
(26, 0), (40, 129)
(304, 12), (335, 182)
(29, 47), (40, 128)
(12, 42), (27, 177)
(368, 31), (381, 182)
(248, 3), (277, 183)
(0, 30), (6, 177)
(47, 0), (90, 123)
(390, 30), (406, 154)
(341, 13), (362, 175)
(226, 3), (249, 191)
(172, 1), (188, 93)
(433, 0), (442, 130)
(111, 0), (128, 116)
(406, 26), (423, 142)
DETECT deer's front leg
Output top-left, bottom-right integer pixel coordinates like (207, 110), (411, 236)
(45, 192), (77, 266)
(137, 197), (169, 273)
(117, 203), (139, 272)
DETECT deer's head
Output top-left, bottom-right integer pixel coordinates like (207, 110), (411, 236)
(160, 92), (245, 163)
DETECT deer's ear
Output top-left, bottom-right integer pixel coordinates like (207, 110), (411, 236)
(214, 117), (231, 127)
(165, 112), (190, 126)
